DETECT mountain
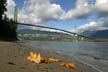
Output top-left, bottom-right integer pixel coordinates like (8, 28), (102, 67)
(17, 29), (72, 37)
(80, 30), (108, 38)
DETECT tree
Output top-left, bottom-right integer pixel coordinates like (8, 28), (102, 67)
(0, 0), (7, 21)
(0, 0), (17, 41)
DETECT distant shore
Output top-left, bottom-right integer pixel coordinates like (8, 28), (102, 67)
(0, 41), (98, 72)
(95, 38), (108, 42)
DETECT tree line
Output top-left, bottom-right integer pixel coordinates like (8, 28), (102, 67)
(0, 0), (17, 41)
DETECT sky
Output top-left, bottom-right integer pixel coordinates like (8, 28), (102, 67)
(6, 0), (108, 33)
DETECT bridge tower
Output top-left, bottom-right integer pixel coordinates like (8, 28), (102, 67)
(14, 6), (18, 23)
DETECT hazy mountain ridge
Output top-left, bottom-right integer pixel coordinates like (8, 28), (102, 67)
(81, 30), (108, 38)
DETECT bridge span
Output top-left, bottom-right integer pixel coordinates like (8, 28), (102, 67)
(18, 23), (94, 40)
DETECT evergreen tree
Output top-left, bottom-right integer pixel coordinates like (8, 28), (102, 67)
(0, 0), (7, 21)
(0, 0), (17, 41)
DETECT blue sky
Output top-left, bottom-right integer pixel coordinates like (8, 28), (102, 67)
(51, 0), (76, 11)
(15, 0), (24, 8)
(7, 0), (108, 33)
(14, 0), (92, 30)
(15, 0), (76, 11)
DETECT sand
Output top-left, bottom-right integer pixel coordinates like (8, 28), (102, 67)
(0, 41), (99, 72)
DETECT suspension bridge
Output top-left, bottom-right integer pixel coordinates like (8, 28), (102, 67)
(18, 23), (94, 40)
(14, 6), (94, 41)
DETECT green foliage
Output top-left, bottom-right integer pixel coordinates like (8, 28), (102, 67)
(0, 0), (17, 41)
(0, 0), (7, 20)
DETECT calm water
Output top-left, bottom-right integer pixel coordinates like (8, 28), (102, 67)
(21, 41), (108, 59)
(19, 41), (108, 72)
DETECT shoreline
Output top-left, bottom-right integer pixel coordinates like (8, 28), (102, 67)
(0, 41), (98, 72)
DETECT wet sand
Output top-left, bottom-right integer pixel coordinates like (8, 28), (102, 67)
(0, 41), (98, 72)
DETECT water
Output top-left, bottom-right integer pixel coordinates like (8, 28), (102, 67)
(19, 41), (108, 72)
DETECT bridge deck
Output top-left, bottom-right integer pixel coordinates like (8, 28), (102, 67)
(18, 23), (94, 40)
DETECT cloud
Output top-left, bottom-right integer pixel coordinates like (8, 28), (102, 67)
(99, 17), (108, 28)
(6, 0), (16, 19)
(6, 0), (108, 23)
(6, 0), (92, 24)
(71, 17), (108, 33)
(95, 0), (108, 17)
(6, 0), (108, 32)
(61, 0), (92, 20)
(18, 0), (64, 24)
(71, 21), (99, 33)
(18, 0), (95, 23)
(64, 0), (108, 20)
(95, 0), (108, 12)
(71, 0), (108, 33)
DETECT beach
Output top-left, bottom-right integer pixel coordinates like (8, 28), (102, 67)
(0, 41), (98, 72)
